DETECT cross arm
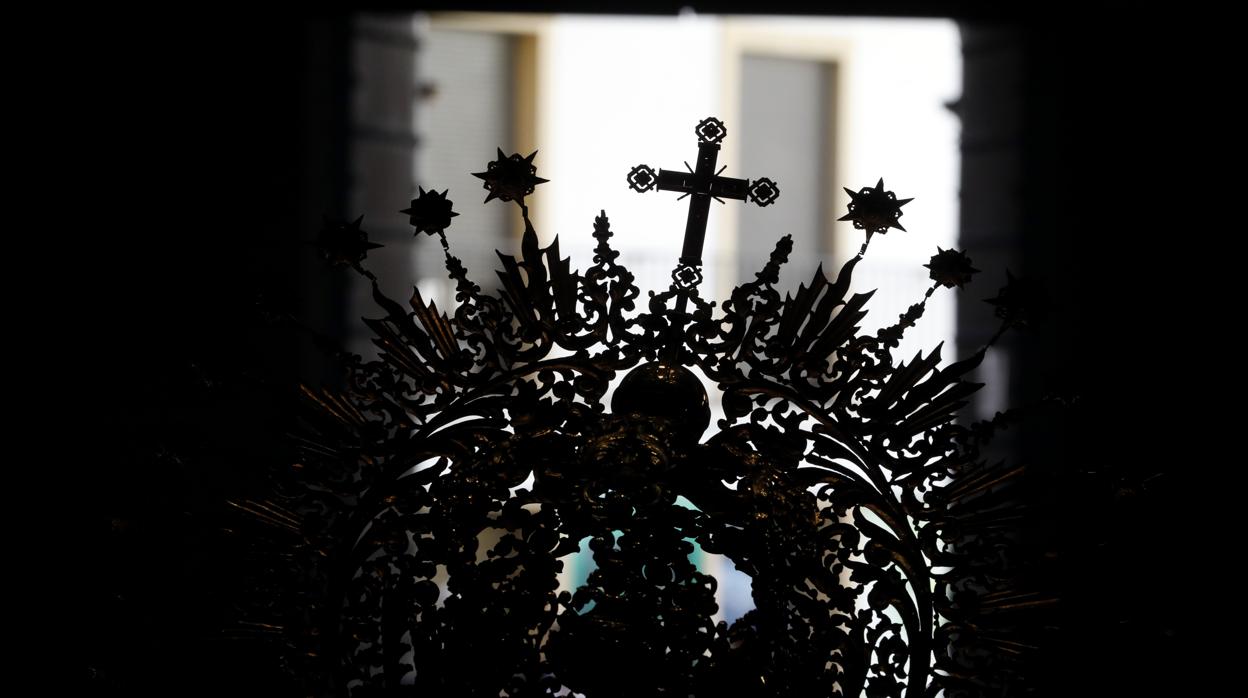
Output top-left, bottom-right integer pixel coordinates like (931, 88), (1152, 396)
(656, 170), (750, 200)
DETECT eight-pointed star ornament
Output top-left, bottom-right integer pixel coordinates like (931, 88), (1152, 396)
(472, 148), (549, 203)
(925, 247), (980, 289)
(838, 177), (913, 234)
(402, 187), (459, 237)
(315, 215), (382, 268)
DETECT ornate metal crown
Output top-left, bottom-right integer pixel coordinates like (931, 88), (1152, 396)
(241, 118), (1048, 697)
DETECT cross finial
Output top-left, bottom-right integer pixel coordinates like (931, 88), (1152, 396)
(627, 117), (779, 284)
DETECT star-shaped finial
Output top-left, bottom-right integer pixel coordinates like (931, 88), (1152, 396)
(472, 148), (549, 204)
(925, 247), (980, 289)
(401, 187), (458, 237)
(838, 178), (913, 234)
(316, 215), (382, 268)
(985, 271), (1048, 327)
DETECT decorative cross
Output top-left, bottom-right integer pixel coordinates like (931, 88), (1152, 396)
(627, 117), (780, 272)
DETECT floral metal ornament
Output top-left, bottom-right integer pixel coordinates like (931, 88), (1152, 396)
(314, 214), (381, 268)
(401, 186), (458, 236)
(234, 118), (1048, 698)
(925, 247), (980, 289)
(838, 177), (913, 234)
(472, 148), (549, 203)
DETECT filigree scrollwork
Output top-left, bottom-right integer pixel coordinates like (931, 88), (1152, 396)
(238, 123), (1046, 698)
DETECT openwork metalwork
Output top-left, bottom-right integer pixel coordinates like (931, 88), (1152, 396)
(748, 177), (780, 207)
(838, 178), (913, 235)
(626, 164), (658, 193)
(236, 118), (1049, 697)
(695, 116), (728, 144)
